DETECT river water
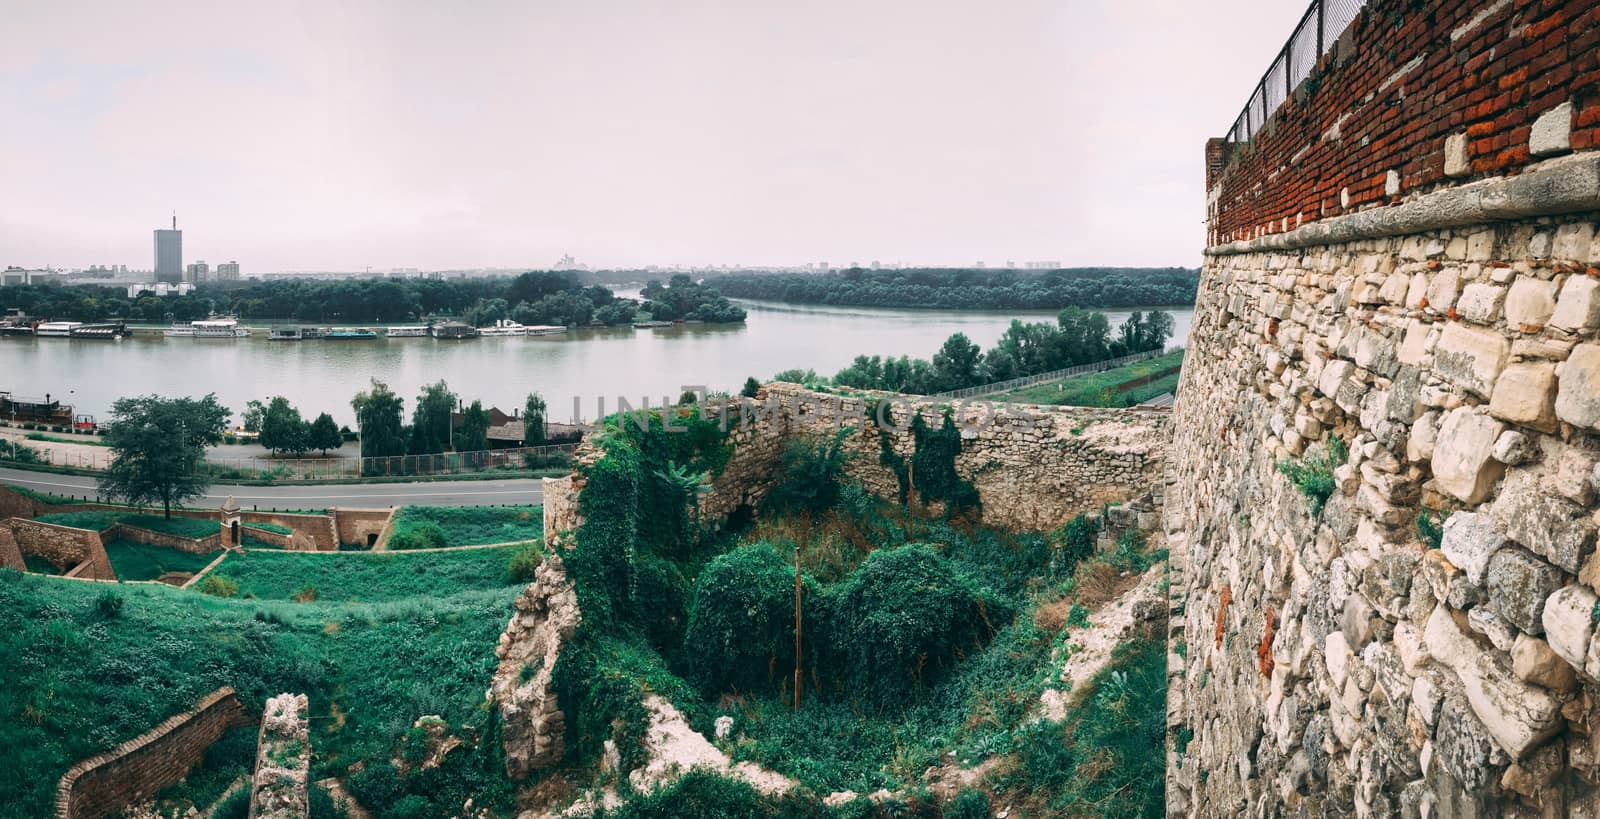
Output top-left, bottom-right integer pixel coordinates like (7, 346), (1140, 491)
(0, 301), (1193, 426)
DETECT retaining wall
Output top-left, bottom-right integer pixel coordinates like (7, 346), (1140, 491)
(4, 518), (114, 580)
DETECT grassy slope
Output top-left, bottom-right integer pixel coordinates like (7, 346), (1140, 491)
(0, 563), (522, 817)
(212, 546), (526, 602)
(34, 511), (220, 539)
(389, 505), (544, 546)
(103, 540), (218, 581)
(995, 350), (1184, 407)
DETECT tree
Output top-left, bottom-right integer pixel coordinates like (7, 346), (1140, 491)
(523, 392), (547, 446)
(740, 377), (761, 398)
(241, 399), (265, 433)
(931, 333), (983, 391)
(308, 412), (343, 456)
(351, 379), (406, 460)
(99, 394), (230, 518)
(454, 400), (491, 452)
(410, 381), (457, 455)
(259, 396), (311, 456)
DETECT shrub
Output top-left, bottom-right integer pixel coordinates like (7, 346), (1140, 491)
(308, 782), (347, 819)
(506, 543), (542, 583)
(94, 590), (124, 619)
(682, 544), (811, 695)
(1052, 514), (1097, 576)
(818, 545), (993, 709)
(387, 520), (447, 551)
(211, 787), (250, 819)
(1417, 508), (1444, 549)
(198, 575), (239, 598)
(762, 432), (851, 517)
(293, 585), (319, 603)
(946, 790), (990, 819)
(1277, 435), (1348, 516)
(347, 761), (405, 814)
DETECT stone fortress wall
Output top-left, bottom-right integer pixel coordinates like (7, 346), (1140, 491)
(1171, 0), (1600, 815)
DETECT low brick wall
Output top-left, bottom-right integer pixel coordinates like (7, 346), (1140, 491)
(332, 508), (393, 550)
(0, 527), (23, 570)
(240, 525), (293, 548)
(4, 518), (113, 579)
(0, 484), (45, 519)
(54, 687), (252, 819)
(242, 511), (337, 551)
(107, 523), (221, 554)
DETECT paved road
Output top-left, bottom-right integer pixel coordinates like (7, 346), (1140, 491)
(0, 467), (545, 509)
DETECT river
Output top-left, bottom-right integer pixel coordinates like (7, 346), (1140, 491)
(0, 301), (1193, 426)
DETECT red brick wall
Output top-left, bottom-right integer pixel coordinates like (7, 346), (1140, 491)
(54, 687), (251, 819)
(4, 519), (114, 580)
(107, 523), (221, 554)
(1208, 0), (1600, 246)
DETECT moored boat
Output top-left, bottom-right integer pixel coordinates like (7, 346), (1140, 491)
(326, 328), (378, 340)
(478, 319), (528, 336)
(384, 326), (429, 337)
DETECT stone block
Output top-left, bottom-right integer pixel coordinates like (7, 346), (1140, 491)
(1504, 277), (1556, 328)
(1318, 359), (1355, 401)
(1557, 343), (1600, 430)
(1487, 362), (1558, 433)
(1444, 133), (1470, 177)
(1430, 409), (1506, 504)
(1423, 605), (1561, 760)
(1529, 102), (1572, 157)
(1456, 283), (1505, 325)
(1511, 633), (1577, 691)
(1492, 430), (1537, 465)
(1486, 547), (1565, 635)
(1434, 323), (1508, 398)
(1551, 276), (1600, 333)
(1495, 470), (1596, 573)
(1439, 511), (1507, 586)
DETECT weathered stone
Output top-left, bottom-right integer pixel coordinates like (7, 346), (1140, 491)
(1542, 584), (1598, 671)
(1433, 692), (1504, 790)
(1439, 512), (1507, 586)
(1549, 447), (1597, 505)
(1486, 547), (1565, 635)
(1467, 606), (1518, 651)
(1433, 323), (1508, 399)
(1318, 359), (1356, 402)
(1430, 409), (1506, 504)
(1493, 470), (1596, 573)
(1491, 430), (1537, 465)
(1529, 102), (1572, 157)
(1551, 275), (1600, 333)
(1511, 633), (1577, 691)
(1487, 362), (1558, 433)
(1505, 277), (1557, 328)
(1423, 606), (1562, 760)
(1456, 283), (1506, 325)
(1556, 343), (1600, 431)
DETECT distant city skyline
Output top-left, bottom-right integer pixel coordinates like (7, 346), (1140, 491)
(1, 1), (1307, 272)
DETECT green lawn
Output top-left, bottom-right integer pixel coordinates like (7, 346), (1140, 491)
(33, 511), (219, 540)
(996, 349), (1184, 407)
(387, 505), (543, 548)
(32, 510), (122, 531)
(0, 566), (522, 817)
(103, 540), (219, 582)
(243, 522), (293, 535)
(211, 545), (531, 602)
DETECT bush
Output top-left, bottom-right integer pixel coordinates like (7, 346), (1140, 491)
(506, 543), (542, 583)
(1417, 508), (1444, 549)
(198, 575), (239, 598)
(387, 520), (447, 551)
(94, 590), (124, 619)
(762, 433), (851, 517)
(1052, 514), (1097, 576)
(211, 787), (250, 819)
(1277, 435), (1348, 516)
(347, 761), (405, 814)
(818, 545), (993, 709)
(682, 544), (810, 695)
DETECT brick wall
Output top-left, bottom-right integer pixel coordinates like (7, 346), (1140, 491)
(4, 518), (113, 580)
(54, 687), (251, 819)
(1208, 0), (1599, 247)
(330, 508), (394, 549)
(107, 523), (221, 554)
(0, 484), (44, 519)
(0, 527), (22, 571)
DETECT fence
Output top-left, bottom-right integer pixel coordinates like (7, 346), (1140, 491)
(929, 347), (1181, 400)
(2, 442), (578, 482)
(1224, 0), (1368, 143)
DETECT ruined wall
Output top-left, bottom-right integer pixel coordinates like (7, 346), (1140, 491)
(491, 555), (580, 779)
(4, 518), (114, 579)
(54, 688), (249, 819)
(0, 526), (22, 570)
(249, 693), (310, 819)
(541, 383), (1169, 546)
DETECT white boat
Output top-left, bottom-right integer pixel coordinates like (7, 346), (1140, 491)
(384, 326), (429, 337)
(525, 325), (567, 336)
(478, 319), (528, 336)
(168, 317), (250, 338)
(35, 321), (83, 337)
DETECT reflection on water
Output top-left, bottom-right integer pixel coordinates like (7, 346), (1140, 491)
(0, 300), (1193, 425)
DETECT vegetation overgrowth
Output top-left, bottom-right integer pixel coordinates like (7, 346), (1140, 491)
(709, 267), (1198, 310)
(34, 510), (222, 539)
(213, 545), (534, 601)
(103, 539), (218, 581)
(387, 505), (544, 548)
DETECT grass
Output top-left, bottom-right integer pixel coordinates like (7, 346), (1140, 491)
(25, 432), (111, 447)
(23, 554), (60, 575)
(388, 505), (543, 547)
(33, 511), (219, 540)
(103, 540), (219, 581)
(994, 350), (1184, 407)
(1277, 435), (1348, 516)
(244, 522), (294, 535)
(150, 724), (257, 814)
(0, 565), (522, 817)
(213, 545), (534, 602)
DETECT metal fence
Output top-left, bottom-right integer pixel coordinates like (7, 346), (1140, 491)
(929, 347), (1182, 400)
(3, 441), (578, 481)
(1224, 0), (1368, 143)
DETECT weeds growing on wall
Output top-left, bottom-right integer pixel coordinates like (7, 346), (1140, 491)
(1416, 508), (1444, 549)
(1276, 435), (1348, 516)
(876, 410), (981, 518)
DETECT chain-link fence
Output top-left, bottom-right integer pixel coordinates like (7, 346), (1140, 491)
(1224, 0), (1369, 143)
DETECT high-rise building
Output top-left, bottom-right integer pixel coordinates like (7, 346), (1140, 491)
(185, 260), (209, 283)
(215, 261), (241, 281)
(154, 214), (182, 284)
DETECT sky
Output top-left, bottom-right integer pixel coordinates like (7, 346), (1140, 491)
(0, 1), (1308, 273)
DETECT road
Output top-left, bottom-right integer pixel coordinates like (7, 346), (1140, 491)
(0, 467), (545, 509)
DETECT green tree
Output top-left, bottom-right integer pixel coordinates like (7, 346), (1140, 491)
(410, 381), (457, 455)
(351, 379), (406, 460)
(98, 394), (230, 518)
(259, 396), (311, 456)
(740, 377), (761, 398)
(454, 400), (491, 452)
(523, 392), (547, 446)
(241, 399), (266, 433)
(931, 332), (983, 391)
(308, 412), (343, 456)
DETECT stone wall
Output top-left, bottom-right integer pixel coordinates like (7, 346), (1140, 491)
(540, 383), (1170, 547)
(1172, 184), (1600, 813)
(108, 522), (221, 554)
(491, 555), (580, 779)
(0, 526), (22, 570)
(54, 687), (250, 819)
(249, 693), (310, 819)
(330, 508), (393, 550)
(5, 518), (114, 580)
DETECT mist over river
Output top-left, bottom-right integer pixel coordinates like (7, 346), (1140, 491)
(0, 300), (1192, 426)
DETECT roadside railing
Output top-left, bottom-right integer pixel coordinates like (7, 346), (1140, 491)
(1224, 0), (1368, 143)
(930, 347), (1182, 400)
(0, 441), (579, 481)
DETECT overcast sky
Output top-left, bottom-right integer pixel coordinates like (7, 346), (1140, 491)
(1, 1), (1306, 273)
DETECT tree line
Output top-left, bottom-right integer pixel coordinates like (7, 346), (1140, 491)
(705, 267), (1199, 310)
(771, 308), (1176, 395)
(0, 271), (745, 325)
